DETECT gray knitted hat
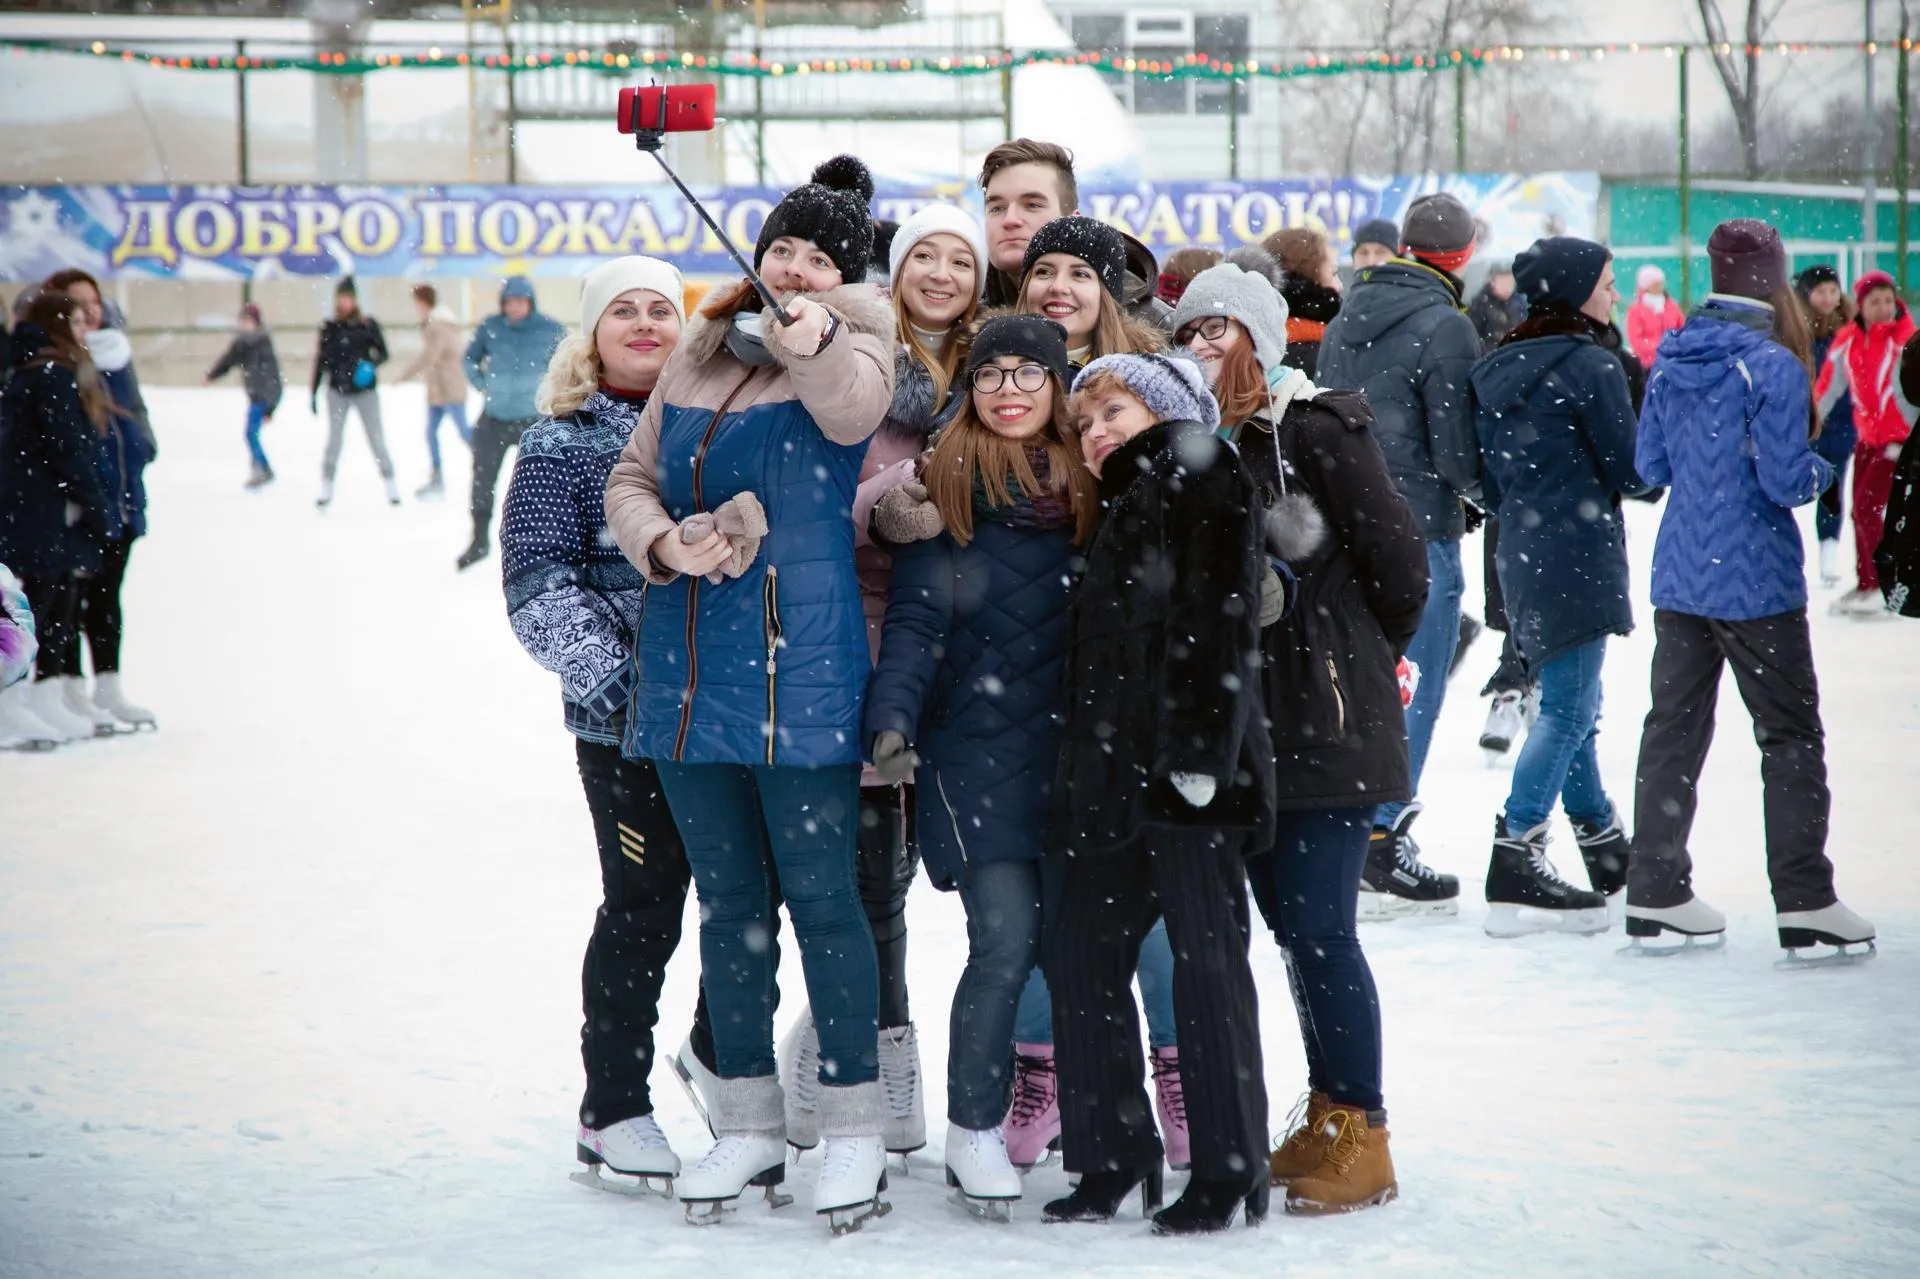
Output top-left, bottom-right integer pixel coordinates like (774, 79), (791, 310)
(1072, 352), (1220, 432)
(1169, 260), (1292, 372)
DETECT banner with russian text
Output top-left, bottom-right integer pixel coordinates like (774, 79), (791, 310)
(0, 175), (1598, 282)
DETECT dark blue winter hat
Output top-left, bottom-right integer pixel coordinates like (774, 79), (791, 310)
(755, 155), (877, 285)
(1513, 236), (1611, 311)
(1352, 218), (1400, 253)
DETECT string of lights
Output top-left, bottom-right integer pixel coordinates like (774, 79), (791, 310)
(1, 36), (1911, 81)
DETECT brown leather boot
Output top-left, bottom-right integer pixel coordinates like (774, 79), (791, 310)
(1284, 1105), (1398, 1215)
(1268, 1091), (1332, 1185)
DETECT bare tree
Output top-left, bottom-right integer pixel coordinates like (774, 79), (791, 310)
(1695, 0), (1788, 179)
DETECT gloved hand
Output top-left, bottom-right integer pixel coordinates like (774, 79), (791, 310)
(1397, 657), (1420, 709)
(1462, 500), (1486, 535)
(874, 482), (944, 545)
(679, 492), (770, 584)
(1170, 771), (1217, 808)
(1258, 561), (1295, 627)
(870, 730), (920, 785)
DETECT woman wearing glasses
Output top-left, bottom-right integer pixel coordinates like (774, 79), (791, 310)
(862, 315), (1099, 1216)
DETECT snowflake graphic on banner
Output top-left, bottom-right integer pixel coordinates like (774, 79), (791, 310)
(6, 190), (60, 241)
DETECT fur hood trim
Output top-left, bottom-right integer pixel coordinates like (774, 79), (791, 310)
(679, 280), (895, 371)
(882, 345), (943, 442)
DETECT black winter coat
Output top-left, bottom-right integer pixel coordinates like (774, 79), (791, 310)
(209, 330), (283, 409)
(1317, 261), (1483, 541)
(0, 323), (112, 578)
(1467, 285), (1521, 348)
(865, 510), (1078, 890)
(1233, 392), (1429, 812)
(310, 315), (388, 398)
(1472, 315), (1647, 668)
(1875, 331), (1920, 616)
(1056, 420), (1274, 855)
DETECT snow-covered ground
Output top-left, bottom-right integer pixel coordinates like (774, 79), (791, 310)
(3, 386), (1917, 1278)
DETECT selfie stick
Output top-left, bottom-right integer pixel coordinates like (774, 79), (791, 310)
(628, 92), (796, 327)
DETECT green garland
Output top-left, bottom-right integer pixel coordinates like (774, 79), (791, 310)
(3, 38), (1482, 79)
(3, 36), (1903, 80)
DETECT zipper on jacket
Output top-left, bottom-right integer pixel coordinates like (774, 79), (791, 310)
(670, 372), (759, 762)
(934, 770), (971, 871)
(763, 565), (782, 765)
(1325, 655), (1347, 739)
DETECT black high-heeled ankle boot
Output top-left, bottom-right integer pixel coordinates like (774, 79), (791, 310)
(1150, 1176), (1268, 1235)
(1042, 1163), (1165, 1223)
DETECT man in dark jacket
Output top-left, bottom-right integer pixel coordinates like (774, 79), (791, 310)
(460, 276), (566, 570)
(310, 276), (395, 508)
(206, 303), (284, 486)
(1466, 261), (1520, 348)
(1316, 191), (1483, 901)
(1472, 237), (1646, 937)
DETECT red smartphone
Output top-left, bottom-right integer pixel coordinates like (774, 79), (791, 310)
(617, 84), (717, 135)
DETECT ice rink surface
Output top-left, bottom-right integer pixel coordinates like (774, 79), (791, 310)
(4, 387), (1916, 1277)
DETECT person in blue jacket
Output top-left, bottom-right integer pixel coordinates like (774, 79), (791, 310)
(44, 269), (156, 732)
(602, 157), (899, 1228)
(862, 314), (1096, 1213)
(1471, 238), (1648, 940)
(459, 276), (567, 571)
(1627, 219), (1876, 958)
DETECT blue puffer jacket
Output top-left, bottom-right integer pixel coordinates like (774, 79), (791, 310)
(501, 388), (650, 746)
(605, 284), (897, 769)
(464, 278), (566, 423)
(864, 494), (1079, 891)
(1317, 259), (1484, 541)
(1637, 298), (1833, 621)
(1473, 316), (1647, 667)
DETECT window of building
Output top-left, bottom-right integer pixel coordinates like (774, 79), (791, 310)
(1066, 10), (1251, 117)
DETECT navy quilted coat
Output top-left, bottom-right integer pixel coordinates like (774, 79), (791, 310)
(1472, 322), (1647, 667)
(1636, 300), (1833, 621)
(863, 516), (1077, 890)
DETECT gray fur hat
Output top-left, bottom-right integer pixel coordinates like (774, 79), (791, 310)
(1169, 259), (1291, 372)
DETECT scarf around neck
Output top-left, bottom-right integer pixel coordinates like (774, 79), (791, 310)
(972, 442), (1074, 532)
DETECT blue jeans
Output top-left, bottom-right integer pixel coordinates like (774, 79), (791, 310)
(1247, 806), (1383, 1112)
(1378, 538), (1465, 829)
(654, 762), (878, 1086)
(1813, 423), (1856, 543)
(1502, 638), (1613, 833)
(950, 860), (1044, 1129)
(1012, 917), (1176, 1051)
(244, 401), (271, 472)
(426, 401), (472, 474)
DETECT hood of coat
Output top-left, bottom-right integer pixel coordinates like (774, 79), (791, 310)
(677, 281), (894, 372)
(8, 321), (58, 373)
(1653, 304), (1774, 396)
(1280, 276), (1342, 325)
(1333, 260), (1463, 345)
(1473, 330), (1600, 409)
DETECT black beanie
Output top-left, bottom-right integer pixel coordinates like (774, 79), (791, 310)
(1019, 216), (1127, 301)
(967, 315), (1072, 392)
(335, 275), (357, 298)
(1794, 263), (1841, 299)
(755, 155), (877, 285)
(1513, 236), (1611, 311)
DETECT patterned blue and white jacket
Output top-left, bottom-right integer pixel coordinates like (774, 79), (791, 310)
(501, 388), (650, 745)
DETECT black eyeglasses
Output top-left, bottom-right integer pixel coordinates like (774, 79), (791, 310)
(1174, 315), (1230, 346)
(971, 363), (1051, 394)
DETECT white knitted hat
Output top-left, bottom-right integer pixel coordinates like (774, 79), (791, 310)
(888, 202), (990, 288)
(579, 255), (685, 332)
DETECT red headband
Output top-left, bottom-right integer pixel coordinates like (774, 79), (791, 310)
(1408, 242), (1476, 274)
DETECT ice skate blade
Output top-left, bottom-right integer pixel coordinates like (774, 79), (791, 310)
(1618, 933), (1726, 957)
(666, 1054), (715, 1138)
(1776, 940), (1876, 969)
(681, 1181), (793, 1224)
(570, 1165), (674, 1199)
(822, 1197), (892, 1235)
(1, 739), (60, 753)
(1358, 893), (1460, 922)
(1484, 903), (1611, 938)
(1284, 1183), (1398, 1216)
(948, 1186), (1016, 1223)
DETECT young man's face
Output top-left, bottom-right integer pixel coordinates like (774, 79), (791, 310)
(1352, 242), (1395, 270)
(984, 162), (1072, 275)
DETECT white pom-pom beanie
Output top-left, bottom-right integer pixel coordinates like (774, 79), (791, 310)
(888, 202), (990, 288)
(579, 255), (685, 332)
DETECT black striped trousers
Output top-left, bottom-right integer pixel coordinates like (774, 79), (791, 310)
(1049, 828), (1268, 1186)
